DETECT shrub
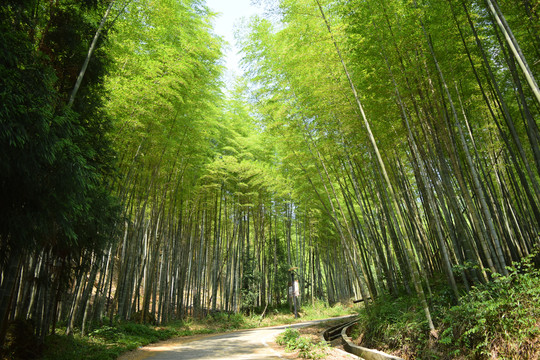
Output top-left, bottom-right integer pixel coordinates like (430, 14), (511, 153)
(440, 256), (540, 359)
(276, 328), (328, 359)
(276, 328), (300, 350)
(228, 313), (245, 329)
(350, 253), (540, 360)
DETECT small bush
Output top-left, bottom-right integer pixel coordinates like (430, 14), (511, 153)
(440, 256), (540, 359)
(276, 328), (300, 350)
(229, 313), (244, 328)
(42, 333), (125, 360)
(276, 328), (328, 359)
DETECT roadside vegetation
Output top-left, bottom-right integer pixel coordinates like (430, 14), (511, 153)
(276, 328), (329, 359)
(23, 301), (354, 360)
(349, 254), (540, 359)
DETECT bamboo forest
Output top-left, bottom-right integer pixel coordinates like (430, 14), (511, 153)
(1, 0), (539, 359)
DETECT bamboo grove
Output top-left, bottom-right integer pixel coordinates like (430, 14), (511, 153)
(1, 0), (539, 348)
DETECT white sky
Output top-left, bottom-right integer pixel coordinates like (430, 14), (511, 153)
(206, 0), (262, 87)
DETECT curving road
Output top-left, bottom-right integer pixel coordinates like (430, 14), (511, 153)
(118, 316), (354, 360)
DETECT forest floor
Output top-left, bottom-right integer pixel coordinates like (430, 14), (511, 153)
(116, 316), (358, 360)
(37, 256), (540, 360)
(39, 301), (359, 360)
(118, 319), (357, 360)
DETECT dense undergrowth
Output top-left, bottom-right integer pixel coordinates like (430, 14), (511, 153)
(2, 300), (353, 360)
(350, 254), (540, 359)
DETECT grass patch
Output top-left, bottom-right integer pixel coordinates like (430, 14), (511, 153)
(276, 327), (329, 359)
(41, 323), (181, 360)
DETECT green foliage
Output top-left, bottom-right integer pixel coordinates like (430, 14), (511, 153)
(1, 1), (120, 349)
(92, 323), (175, 344)
(241, 257), (261, 313)
(440, 256), (540, 359)
(276, 328), (328, 359)
(354, 292), (430, 356)
(351, 255), (540, 359)
(42, 303), (352, 359)
(298, 300), (356, 321)
(276, 328), (301, 349)
(0, 0), (119, 266)
(42, 323), (178, 360)
(0, 14), (58, 260)
(89, 325), (121, 342)
(130, 310), (156, 325)
(205, 312), (245, 330)
(105, 0), (223, 175)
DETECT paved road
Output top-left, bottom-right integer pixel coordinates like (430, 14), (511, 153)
(119, 316), (354, 360)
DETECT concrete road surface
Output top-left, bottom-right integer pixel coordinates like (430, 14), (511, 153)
(119, 316), (354, 360)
